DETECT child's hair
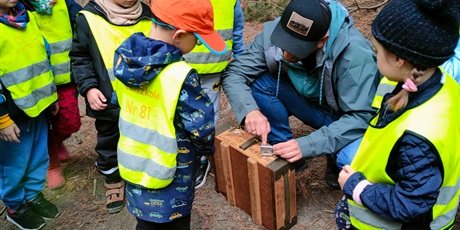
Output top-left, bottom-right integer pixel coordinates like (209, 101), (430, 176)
(386, 67), (426, 111)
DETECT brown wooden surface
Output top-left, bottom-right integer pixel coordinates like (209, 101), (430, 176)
(213, 128), (297, 230)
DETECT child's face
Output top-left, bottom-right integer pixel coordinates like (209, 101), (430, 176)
(0, 0), (17, 14)
(372, 37), (408, 82)
(107, 0), (138, 9)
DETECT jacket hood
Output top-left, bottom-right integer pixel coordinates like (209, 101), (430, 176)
(114, 32), (183, 88)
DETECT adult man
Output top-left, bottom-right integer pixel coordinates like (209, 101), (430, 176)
(221, 0), (379, 189)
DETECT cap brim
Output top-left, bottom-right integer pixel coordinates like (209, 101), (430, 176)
(195, 32), (227, 55)
(270, 23), (317, 59)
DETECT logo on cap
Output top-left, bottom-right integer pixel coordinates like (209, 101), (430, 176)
(286, 12), (313, 37)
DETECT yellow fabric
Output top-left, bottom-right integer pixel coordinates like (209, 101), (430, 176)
(116, 61), (192, 189)
(32, 0), (73, 85)
(0, 114), (14, 129)
(186, 0), (236, 73)
(349, 74), (460, 229)
(79, 11), (151, 87)
(0, 12), (57, 117)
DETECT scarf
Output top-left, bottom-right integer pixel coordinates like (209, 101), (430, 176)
(0, 2), (28, 29)
(27, 0), (56, 14)
(95, 0), (142, 26)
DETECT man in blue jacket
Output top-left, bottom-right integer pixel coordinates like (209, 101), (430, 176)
(221, 0), (379, 189)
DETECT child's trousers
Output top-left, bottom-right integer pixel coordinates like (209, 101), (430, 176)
(0, 114), (49, 210)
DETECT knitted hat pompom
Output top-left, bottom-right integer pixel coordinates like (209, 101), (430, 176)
(372, 0), (459, 69)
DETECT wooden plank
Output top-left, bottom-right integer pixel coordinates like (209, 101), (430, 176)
(289, 169), (297, 222)
(221, 142), (235, 206)
(247, 158), (262, 225)
(274, 173), (286, 230)
(213, 139), (226, 195)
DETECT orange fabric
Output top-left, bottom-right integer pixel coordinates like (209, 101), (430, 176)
(0, 114), (14, 129)
(150, 0), (226, 54)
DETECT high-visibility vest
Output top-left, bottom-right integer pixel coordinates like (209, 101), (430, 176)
(32, 0), (72, 85)
(79, 11), (151, 89)
(349, 74), (460, 230)
(371, 76), (397, 109)
(115, 61), (192, 189)
(183, 0), (235, 74)
(0, 13), (57, 117)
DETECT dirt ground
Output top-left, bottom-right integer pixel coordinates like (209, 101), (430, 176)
(2, 1), (460, 229)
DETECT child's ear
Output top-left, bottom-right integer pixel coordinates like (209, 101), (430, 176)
(172, 29), (188, 44)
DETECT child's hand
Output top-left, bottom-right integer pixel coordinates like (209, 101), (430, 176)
(87, 88), (108, 111)
(50, 102), (60, 116)
(338, 165), (355, 190)
(0, 123), (20, 143)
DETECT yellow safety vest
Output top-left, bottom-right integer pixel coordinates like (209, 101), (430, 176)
(79, 11), (151, 89)
(349, 74), (460, 230)
(32, 0), (72, 85)
(116, 61), (192, 189)
(183, 0), (235, 74)
(0, 13), (57, 117)
(371, 76), (397, 109)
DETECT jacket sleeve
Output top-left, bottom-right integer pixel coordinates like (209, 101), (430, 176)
(440, 38), (460, 82)
(343, 133), (442, 223)
(221, 31), (269, 124)
(232, 0), (244, 57)
(178, 71), (215, 155)
(70, 13), (98, 97)
(298, 31), (379, 158)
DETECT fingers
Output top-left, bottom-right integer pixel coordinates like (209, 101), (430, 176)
(245, 110), (270, 144)
(273, 140), (302, 162)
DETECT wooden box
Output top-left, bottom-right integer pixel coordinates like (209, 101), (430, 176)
(213, 127), (297, 230)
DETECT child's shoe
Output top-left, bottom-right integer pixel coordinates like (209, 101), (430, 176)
(105, 178), (125, 214)
(57, 142), (71, 163)
(6, 205), (46, 230)
(47, 165), (65, 190)
(27, 192), (60, 220)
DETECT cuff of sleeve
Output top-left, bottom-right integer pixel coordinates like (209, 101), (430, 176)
(0, 114), (14, 129)
(352, 180), (372, 206)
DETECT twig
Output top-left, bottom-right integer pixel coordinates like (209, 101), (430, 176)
(347, 0), (389, 13)
(243, 0), (284, 11)
(92, 178), (97, 196)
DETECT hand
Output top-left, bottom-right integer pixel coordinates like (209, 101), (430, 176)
(338, 165), (355, 190)
(273, 139), (302, 163)
(245, 110), (270, 144)
(50, 102), (60, 116)
(0, 123), (20, 143)
(86, 88), (107, 111)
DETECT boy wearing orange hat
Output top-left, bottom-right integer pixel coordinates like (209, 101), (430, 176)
(112, 0), (226, 228)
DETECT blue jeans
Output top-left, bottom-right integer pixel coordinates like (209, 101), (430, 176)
(0, 114), (49, 210)
(250, 72), (361, 167)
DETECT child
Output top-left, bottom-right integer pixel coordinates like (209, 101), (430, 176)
(183, 0), (244, 189)
(334, 0), (460, 229)
(0, 1), (60, 229)
(70, 0), (152, 213)
(112, 0), (226, 227)
(22, 0), (83, 190)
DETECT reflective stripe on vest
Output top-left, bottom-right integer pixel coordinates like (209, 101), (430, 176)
(32, 0), (72, 85)
(183, 0), (236, 74)
(0, 13), (57, 117)
(371, 76), (397, 109)
(349, 74), (460, 230)
(79, 11), (151, 86)
(116, 61), (192, 189)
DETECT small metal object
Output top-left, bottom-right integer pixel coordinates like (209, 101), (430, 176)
(239, 137), (260, 150)
(260, 144), (274, 156)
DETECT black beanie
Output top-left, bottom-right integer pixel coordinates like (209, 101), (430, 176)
(372, 0), (460, 69)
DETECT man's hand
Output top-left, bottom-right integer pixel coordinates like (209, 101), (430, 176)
(87, 88), (107, 111)
(338, 165), (355, 190)
(273, 139), (302, 162)
(0, 123), (20, 143)
(245, 110), (270, 144)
